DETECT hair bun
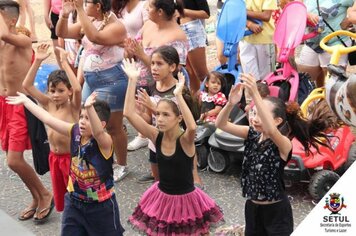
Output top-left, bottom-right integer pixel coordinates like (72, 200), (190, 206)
(286, 101), (300, 116)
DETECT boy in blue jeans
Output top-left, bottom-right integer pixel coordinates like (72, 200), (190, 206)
(7, 92), (124, 236)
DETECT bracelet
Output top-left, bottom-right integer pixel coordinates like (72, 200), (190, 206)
(61, 15), (69, 20)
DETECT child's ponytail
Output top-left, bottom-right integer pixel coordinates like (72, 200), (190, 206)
(286, 101), (334, 155)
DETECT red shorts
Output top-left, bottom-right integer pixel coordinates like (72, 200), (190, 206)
(0, 96), (31, 152)
(49, 151), (71, 212)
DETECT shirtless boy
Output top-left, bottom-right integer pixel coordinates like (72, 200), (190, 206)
(0, 0), (53, 222)
(23, 43), (81, 212)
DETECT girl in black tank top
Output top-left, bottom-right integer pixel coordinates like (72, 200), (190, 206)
(123, 51), (224, 235)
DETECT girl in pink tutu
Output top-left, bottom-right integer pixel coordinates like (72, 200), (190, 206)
(122, 53), (224, 235)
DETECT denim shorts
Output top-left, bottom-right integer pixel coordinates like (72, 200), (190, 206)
(83, 63), (128, 112)
(180, 19), (207, 51)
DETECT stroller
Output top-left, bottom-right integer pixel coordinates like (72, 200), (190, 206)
(206, 1), (313, 173)
(195, 0), (253, 169)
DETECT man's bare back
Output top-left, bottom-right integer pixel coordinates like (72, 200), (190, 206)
(0, 11), (32, 96)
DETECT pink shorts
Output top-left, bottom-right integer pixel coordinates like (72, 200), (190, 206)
(0, 96), (31, 152)
(49, 151), (71, 212)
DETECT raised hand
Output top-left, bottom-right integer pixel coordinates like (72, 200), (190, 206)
(136, 88), (155, 111)
(240, 73), (258, 96)
(62, 0), (75, 17)
(228, 83), (243, 105)
(84, 91), (97, 108)
(121, 58), (141, 79)
(6, 92), (30, 105)
(174, 72), (185, 96)
(56, 47), (69, 64)
(35, 44), (51, 61)
(73, 0), (84, 9)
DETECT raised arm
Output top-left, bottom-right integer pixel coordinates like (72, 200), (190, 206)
(240, 74), (291, 160)
(57, 47), (82, 110)
(0, 13), (31, 47)
(175, 72), (196, 145)
(22, 44), (52, 108)
(55, 0), (82, 39)
(122, 59), (158, 143)
(84, 92), (112, 156)
(6, 92), (72, 136)
(215, 84), (249, 139)
(74, 0), (126, 45)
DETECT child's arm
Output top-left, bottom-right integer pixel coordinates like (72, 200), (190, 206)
(22, 44), (52, 108)
(84, 92), (112, 157)
(240, 74), (292, 160)
(57, 47), (82, 110)
(175, 73), (196, 148)
(6, 92), (72, 136)
(215, 84), (249, 139)
(0, 13), (31, 48)
(122, 59), (158, 143)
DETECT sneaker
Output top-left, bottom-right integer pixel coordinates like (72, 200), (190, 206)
(137, 173), (155, 184)
(127, 136), (149, 151)
(113, 164), (129, 182)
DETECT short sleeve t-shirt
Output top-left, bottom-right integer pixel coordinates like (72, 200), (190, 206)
(241, 127), (291, 201)
(305, 0), (353, 46)
(244, 0), (278, 44)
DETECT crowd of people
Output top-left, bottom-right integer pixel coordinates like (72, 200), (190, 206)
(1, 0), (356, 235)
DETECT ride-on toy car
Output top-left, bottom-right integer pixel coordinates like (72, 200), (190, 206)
(294, 29), (356, 201)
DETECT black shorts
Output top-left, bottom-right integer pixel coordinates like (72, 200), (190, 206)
(244, 195), (293, 236)
(50, 12), (59, 40)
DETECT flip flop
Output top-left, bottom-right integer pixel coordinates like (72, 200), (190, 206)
(33, 198), (55, 224)
(18, 208), (37, 221)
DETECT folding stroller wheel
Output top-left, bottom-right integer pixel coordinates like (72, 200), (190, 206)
(208, 149), (230, 173)
(196, 145), (208, 169)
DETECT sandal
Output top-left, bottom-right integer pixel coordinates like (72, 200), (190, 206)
(33, 198), (55, 223)
(18, 207), (37, 221)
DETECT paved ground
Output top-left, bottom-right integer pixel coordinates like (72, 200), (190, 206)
(0, 0), (337, 235)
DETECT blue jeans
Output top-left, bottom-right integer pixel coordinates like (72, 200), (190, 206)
(83, 63), (128, 112)
(61, 193), (124, 236)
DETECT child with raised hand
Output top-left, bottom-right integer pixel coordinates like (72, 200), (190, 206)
(215, 73), (332, 235)
(6, 92), (125, 235)
(22, 43), (81, 212)
(122, 59), (224, 235)
(198, 71), (227, 123)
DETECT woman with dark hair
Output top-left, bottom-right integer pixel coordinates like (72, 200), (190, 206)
(112, 0), (148, 38)
(124, 0), (192, 183)
(216, 73), (332, 235)
(56, 0), (130, 182)
(180, 0), (210, 94)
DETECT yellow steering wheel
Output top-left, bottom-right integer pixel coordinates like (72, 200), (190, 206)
(300, 30), (356, 115)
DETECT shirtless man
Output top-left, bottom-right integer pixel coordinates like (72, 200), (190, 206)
(0, 0), (53, 222)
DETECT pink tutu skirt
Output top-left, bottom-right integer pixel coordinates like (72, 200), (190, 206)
(129, 182), (224, 236)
